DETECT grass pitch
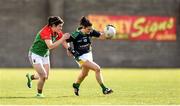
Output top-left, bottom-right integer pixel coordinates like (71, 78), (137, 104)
(0, 68), (180, 105)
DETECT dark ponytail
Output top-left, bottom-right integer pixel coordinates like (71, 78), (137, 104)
(80, 16), (92, 27)
(48, 16), (64, 26)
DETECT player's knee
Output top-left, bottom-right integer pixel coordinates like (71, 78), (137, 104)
(39, 76), (46, 81)
(44, 74), (49, 80)
(82, 72), (88, 77)
(39, 73), (47, 80)
(94, 67), (101, 73)
(44, 73), (48, 80)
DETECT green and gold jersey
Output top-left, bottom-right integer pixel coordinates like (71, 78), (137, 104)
(66, 27), (101, 56)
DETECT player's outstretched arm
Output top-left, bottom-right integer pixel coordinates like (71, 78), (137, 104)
(98, 32), (107, 40)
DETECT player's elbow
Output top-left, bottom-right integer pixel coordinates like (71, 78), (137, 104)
(47, 45), (55, 50)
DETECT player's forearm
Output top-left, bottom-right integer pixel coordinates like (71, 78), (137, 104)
(47, 39), (64, 50)
(62, 42), (70, 49)
(98, 32), (106, 39)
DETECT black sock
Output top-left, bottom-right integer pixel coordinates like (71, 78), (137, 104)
(38, 89), (42, 94)
(31, 75), (35, 80)
(100, 84), (107, 91)
(73, 83), (80, 88)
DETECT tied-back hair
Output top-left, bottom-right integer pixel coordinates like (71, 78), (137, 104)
(48, 16), (64, 26)
(80, 16), (92, 27)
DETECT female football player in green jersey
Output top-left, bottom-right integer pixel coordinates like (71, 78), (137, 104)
(26, 16), (70, 97)
(66, 16), (113, 96)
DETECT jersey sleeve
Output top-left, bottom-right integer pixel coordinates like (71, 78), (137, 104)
(66, 35), (74, 42)
(66, 32), (78, 42)
(90, 30), (101, 37)
(40, 29), (51, 40)
(56, 31), (63, 40)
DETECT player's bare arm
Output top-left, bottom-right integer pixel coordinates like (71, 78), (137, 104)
(45, 33), (70, 50)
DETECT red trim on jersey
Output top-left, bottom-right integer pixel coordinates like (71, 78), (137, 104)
(40, 25), (53, 40)
(40, 25), (64, 40)
(56, 31), (63, 40)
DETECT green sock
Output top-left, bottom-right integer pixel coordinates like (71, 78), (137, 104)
(100, 84), (107, 91)
(74, 83), (80, 88)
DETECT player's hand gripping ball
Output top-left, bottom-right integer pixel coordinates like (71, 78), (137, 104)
(104, 25), (116, 39)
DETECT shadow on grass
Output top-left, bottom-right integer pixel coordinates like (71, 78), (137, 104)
(0, 97), (35, 99)
(0, 95), (75, 99)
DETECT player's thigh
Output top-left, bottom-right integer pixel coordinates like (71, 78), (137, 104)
(81, 66), (90, 76)
(82, 60), (100, 72)
(29, 52), (47, 78)
(43, 64), (50, 79)
(42, 56), (50, 77)
(33, 63), (47, 78)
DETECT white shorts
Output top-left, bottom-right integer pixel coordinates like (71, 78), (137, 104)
(28, 52), (50, 65)
(75, 52), (93, 67)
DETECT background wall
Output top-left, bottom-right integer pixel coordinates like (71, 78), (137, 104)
(0, 0), (180, 68)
